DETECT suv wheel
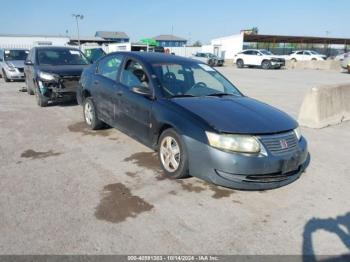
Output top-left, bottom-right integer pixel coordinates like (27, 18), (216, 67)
(236, 59), (244, 68)
(261, 60), (271, 70)
(35, 87), (48, 107)
(83, 97), (103, 130)
(158, 128), (189, 179)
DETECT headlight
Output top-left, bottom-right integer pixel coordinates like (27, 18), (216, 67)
(6, 64), (16, 72)
(294, 127), (302, 141)
(206, 132), (260, 154)
(39, 71), (55, 81)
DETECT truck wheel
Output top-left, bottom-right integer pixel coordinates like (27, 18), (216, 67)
(236, 59), (244, 68)
(35, 87), (48, 107)
(158, 128), (189, 179)
(83, 97), (103, 130)
(2, 70), (10, 82)
(261, 60), (271, 70)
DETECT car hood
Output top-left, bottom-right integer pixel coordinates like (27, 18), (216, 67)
(172, 96), (297, 134)
(37, 65), (89, 77)
(6, 60), (25, 68)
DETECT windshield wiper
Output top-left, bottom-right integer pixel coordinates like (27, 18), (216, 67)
(206, 93), (236, 97)
(170, 94), (196, 98)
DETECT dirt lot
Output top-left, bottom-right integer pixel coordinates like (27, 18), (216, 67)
(0, 68), (349, 256)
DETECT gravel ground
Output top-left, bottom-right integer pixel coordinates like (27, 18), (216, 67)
(0, 67), (349, 256)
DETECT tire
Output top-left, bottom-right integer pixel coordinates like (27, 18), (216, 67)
(261, 60), (271, 70)
(291, 58), (297, 62)
(236, 59), (244, 68)
(35, 87), (48, 107)
(347, 65), (350, 74)
(83, 97), (103, 130)
(158, 128), (189, 179)
(208, 59), (215, 67)
(311, 58), (317, 61)
(2, 70), (10, 82)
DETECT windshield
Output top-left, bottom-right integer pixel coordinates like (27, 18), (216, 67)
(152, 62), (242, 98)
(260, 50), (273, 55)
(207, 53), (218, 58)
(84, 48), (106, 63)
(4, 50), (29, 61)
(310, 51), (320, 55)
(37, 49), (89, 65)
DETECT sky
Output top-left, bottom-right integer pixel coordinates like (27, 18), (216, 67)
(0, 0), (348, 44)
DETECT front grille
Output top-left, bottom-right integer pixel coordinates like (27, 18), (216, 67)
(259, 131), (298, 156)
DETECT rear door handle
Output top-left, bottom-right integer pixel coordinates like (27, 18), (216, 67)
(117, 90), (123, 96)
(93, 80), (99, 85)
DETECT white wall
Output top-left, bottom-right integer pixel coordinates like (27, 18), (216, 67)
(106, 42), (132, 53)
(0, 36), (70, 50)
(209, 33), (244, 59)
(167, 46), (201, 57)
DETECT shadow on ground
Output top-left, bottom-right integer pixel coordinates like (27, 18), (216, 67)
(302, 212), (350, 262)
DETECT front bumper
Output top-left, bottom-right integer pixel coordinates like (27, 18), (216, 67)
(184, 135), (309, 190)
(38, 76), (80, 99)
(271, 60), (285, 68)
(4, 68), (25, 80)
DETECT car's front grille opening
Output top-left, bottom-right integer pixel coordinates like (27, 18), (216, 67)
(259, 131), (298, 156)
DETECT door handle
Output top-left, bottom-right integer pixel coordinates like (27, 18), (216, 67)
(93, 80), (99, 85)
(117, 90), (123, 96)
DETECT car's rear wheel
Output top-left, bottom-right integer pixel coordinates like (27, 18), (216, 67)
(236, 59), (244, 68)
(83, 97), (103, 130)
(291, 58), (297, 62)
(347, 65), (350, 74)
(158, 128), (189, 179)
(311, 58), (317, 61)
(261, 60), (271, 70)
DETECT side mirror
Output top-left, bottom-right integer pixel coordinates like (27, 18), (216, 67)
(131, 86), (152, 97)
(25, 60), (34, 66)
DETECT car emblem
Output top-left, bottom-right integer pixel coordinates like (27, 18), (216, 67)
(280, 139), (288, 149)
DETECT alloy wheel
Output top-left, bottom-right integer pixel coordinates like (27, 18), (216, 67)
(84, 102), (93, 125)
(160, 136), (181, 172)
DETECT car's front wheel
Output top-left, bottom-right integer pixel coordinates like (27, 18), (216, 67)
(261, 60), (271, 70)
(26, 78), (34, 95)
(2, 70), (10, 82)
(236, 59), (244, 68)
(83, 97), (103, 130)
(158, 128), (189, 179)
(35, 87), (48, 107)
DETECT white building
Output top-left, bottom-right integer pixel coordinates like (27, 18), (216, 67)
(202, 33), (244, 60)
(0, 34), (70, 49)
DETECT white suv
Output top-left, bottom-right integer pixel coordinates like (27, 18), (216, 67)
(289, 50), (326, 61)
(234, 49), (285, 69)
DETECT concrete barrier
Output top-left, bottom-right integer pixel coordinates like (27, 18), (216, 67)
(298, 83), (350, 128)
(286, 60), (341, 70)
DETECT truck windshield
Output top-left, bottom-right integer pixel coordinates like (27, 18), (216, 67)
(4, 50), (29, 61)
(152, 62), (242, 98)
(37, 49), (90, 65)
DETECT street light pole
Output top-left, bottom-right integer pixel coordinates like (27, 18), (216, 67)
(72, 14), (84, 49)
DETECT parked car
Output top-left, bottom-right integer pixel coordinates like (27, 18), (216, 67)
(192, 52), (224, 67)
(332, 51), (349, 61)
(289, 50), (326, 61)
(77, 52), (309, 190)
(234, 49), (285, 69)
(341, 55), (350, 73)
(83, 47), (106, 63)
(0, 48), (29, 82)
(24, 46), (90, 107)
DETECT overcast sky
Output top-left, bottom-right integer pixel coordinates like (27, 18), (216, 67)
(1, 0), (347, 44)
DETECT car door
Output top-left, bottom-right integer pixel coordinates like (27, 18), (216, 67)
(92, 54), (124, 125)
(303, 51), (312, 61)
(117, 58), (154, 145)
(251, 50), (261, 65)
(242, 50), (254, 65)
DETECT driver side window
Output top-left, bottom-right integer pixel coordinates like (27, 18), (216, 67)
(120, 59), (149, 88)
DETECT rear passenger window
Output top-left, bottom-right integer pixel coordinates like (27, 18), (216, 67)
(97, 54), (123, 81)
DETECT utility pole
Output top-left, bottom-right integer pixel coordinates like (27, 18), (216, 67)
(72, 14), (84, 49)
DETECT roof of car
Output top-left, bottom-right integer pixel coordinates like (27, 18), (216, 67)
(110, 51), (201, 64)
(32, 46), (80, 50)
